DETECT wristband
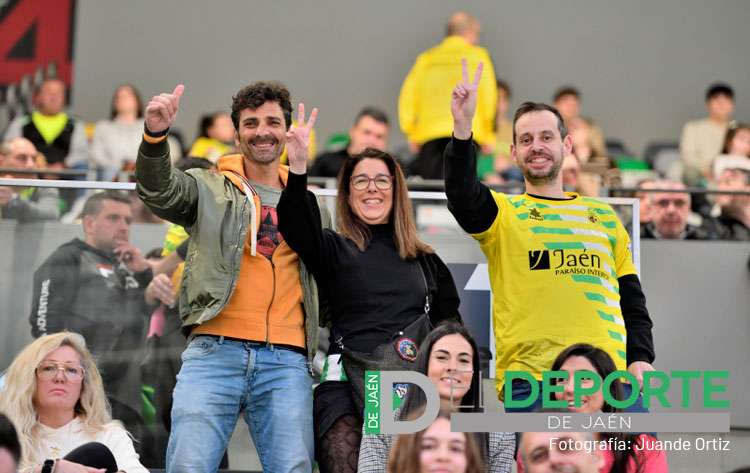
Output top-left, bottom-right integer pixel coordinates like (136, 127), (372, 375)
(41, 459), (55, 473)
(144, 123), (169, 138)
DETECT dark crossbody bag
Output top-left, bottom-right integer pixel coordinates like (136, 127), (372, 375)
(335, 256), (435, 414)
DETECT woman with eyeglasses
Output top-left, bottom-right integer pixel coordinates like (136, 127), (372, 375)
(278, 126), (461, 473)
(0, 332), (147, 473)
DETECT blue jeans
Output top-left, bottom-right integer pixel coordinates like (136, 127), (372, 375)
(503, 379), (649, 413)
(166, 336), (314, 473)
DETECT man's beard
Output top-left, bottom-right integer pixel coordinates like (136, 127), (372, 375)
(240, 136), (283, 164)
(520, 150), (563, 185)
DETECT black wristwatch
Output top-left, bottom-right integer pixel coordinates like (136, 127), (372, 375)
(41, 459), (55, 473)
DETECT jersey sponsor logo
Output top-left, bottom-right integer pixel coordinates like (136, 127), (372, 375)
(529, 249), (609, 278)
(529, 250), (550, 270)
(553, 249), (601, 270)
(588, 208), (600, 223)
(529, 208), (544, 221)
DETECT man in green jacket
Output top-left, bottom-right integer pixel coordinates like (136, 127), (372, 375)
(136, 81), (323, 473)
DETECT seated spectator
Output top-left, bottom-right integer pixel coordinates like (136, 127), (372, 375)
(187, 112), (236, 163)
(640, 180), (716, 240)
(569, 116), (608, 164)
(553, 86), (606, 158)
(0, 414), (21, 473)
(0, 332), (148, 472)
(0, 138), (60, 221)
(562, 153), (600, 197)
(310, 107), (390, 178)
(680, 83), (735, 185)
(28, 191), (153, 454)
(548, 343), (667, 472)
(712, 167), (750, 241)
(712, 123), (750, 180)
(358, 322), (514, 473)
(387, 409), (484, 473)
(3, 78), (88, 169)
(90, 85), (145, 181)
(518, 431), (603, 473)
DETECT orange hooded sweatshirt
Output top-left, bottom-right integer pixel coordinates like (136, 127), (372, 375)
(192, 155), (305, 349)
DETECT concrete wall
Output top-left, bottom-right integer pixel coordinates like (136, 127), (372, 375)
(70, 0), (750, 156)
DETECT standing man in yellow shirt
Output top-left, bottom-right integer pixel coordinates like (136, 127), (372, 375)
(399, 12), (497, 179)
(444, 60), (656, 412)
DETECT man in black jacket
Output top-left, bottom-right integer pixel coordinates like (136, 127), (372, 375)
(640, 180), (717, 240)
(29, 191), (153, 443)
(310, 107), (390, 178)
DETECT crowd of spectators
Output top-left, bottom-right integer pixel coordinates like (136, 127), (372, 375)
(0, 9), (747, 473)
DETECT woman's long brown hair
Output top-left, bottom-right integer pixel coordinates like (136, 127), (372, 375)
(336, 148), (433, 259)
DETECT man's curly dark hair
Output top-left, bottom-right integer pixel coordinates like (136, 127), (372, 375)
(230, 81), (292, 130)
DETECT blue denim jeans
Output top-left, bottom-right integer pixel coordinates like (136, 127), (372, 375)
(504, 379), (649, 413)
(166, 336), (314, 473)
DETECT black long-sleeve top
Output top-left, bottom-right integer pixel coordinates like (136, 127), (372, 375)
(278, 171), (461, 353)
(444, 136), (655, 365)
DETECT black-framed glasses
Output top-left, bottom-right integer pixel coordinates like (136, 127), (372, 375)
(350, 174), (393, 191)
(36, 362), (85, 381)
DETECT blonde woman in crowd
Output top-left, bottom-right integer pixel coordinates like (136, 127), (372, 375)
(0, 332), (147, 473)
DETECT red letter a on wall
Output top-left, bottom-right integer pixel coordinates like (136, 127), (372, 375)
(0, 0), (76, 86)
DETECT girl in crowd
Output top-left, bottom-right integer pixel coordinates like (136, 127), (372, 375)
(90, 84), (144, 181)
(388, 409), (484, 473)
(187, 112), (235, 163)
(526, 343), (667, 473)
(712, 123), (750, 179)
(0, 332), (147, 473)
(278, 147), (462, 473)
(358, 322), (515, 473)
(91, 84), (183, 181)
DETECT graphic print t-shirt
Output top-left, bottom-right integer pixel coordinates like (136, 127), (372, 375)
(253, 182), (283, 260)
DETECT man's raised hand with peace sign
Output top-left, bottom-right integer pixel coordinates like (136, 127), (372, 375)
(450, 58), (484, 141)
(144, 84), (185, 134)
(286, 103), (319, 175)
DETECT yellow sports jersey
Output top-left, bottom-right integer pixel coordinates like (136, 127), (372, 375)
(161, 223), (189, 257)
(473, 192), (637, 398)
